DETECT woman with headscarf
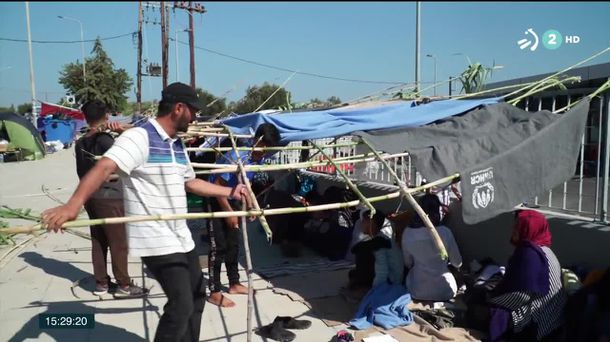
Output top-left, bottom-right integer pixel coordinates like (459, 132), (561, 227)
(488, 210), (567, 341)
(401, 193), (463, 302)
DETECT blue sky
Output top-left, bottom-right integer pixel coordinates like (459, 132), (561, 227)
(1, 1), (609, 108)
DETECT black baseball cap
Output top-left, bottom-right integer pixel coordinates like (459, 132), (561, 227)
(161, 82), (202, 110)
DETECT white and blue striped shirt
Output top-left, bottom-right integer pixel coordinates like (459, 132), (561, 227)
(104, 118), (196, 257)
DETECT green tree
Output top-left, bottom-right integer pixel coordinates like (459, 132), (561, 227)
(195, 89), (227, 117)
(59, 38), (133, 112)
(17, 103), (32, 115)
(232, 83), (291, 114)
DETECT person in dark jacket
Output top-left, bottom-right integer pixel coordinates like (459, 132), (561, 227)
(75, 100), (146, 298)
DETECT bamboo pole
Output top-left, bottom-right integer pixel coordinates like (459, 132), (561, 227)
(254, 138), (342, 200)
(187, 127), (224, 133)
(189, 121), (218, 126)
(2, 174), (460, 235)
(553, 78), (610, 113)
(310, 140), (375, 217)
(507, 76), (581, 106)
(253, 71), (298, 113)
(241, 197), (254, 342)
(346, 83), (414, 104)
(523, 47), (610, 96)
(502, 46), (610, 100)
(453, 81), (539, 100)
(178, 132), (253, 139)
(96, 142), (361, 160)
(185, 142), (360, 153)
(360, 138), (449, 260)
(194, 152), (410, 174)
(241, 137), (262, 167)
(192, 152), (380, 169)
(223, 125), (274, 241)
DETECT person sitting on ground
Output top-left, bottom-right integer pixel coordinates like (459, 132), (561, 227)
(401, 193), (463, 302)
(257, 173), (308, 258)
(348, 210), (397, 291)
(302, 191), (332, 254)
(487, 210), (567, 341)
(370, 211), (404, 288)
(206, 123), (281, 308)
(323, 187), (358, 261)
(75, 100), (146, 298)
(301, 187), (357, 261)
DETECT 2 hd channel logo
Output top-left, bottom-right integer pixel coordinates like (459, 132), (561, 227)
(517, 28), (580, 52)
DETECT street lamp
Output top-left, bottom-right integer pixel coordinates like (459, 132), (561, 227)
(58, 15), (86, 83)
(425, 54), (437, 96)
(174, 28), (191, 82)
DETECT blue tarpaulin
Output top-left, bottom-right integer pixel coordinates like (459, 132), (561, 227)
(220, 98), (500, 143)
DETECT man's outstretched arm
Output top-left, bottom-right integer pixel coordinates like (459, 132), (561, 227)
(42, 157), (118, 232)
(185, 178), (251, 208)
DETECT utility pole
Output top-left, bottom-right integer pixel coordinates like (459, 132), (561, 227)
(175, 2), (205, 89)
(189, 1), (195, 88)
(415, 1), (421, 94)
(137, 1), (143, 112)
(160, 1), (169, 88)
(175, 29), (179, 82)
(25, 2), (37, 117)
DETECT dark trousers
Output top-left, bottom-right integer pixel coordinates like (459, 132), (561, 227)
(84, 198), (130, 286)
(208, 200), (240, 293)
(142, 249), (205, 342)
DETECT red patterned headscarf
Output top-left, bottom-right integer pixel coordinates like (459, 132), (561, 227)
(513, 210), (552, 247)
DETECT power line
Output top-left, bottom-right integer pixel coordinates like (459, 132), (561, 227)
(2, 31), (411, 86)
(0, 32), (136, 44)
(0, 86), (65, 95)
(172, 38), (408, 85)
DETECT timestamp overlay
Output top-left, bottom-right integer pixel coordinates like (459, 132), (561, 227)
(39, 313), (95, 329)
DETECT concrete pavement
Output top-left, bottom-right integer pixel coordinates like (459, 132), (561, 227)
(0, 148), (348, 342)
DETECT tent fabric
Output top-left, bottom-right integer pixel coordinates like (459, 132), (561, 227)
(357, 100), (590, 224)
(220, 98), (500, 143)
(40, 101), (85, 121)
(0, 112), (46, 160)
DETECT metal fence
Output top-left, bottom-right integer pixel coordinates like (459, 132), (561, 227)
(273, 136), (420, 189)
(520, 90), (610, 223)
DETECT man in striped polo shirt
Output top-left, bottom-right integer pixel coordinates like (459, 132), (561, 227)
(42, 82), (252, 342)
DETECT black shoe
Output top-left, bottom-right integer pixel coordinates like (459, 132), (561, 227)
(255, 320), (296, 342)
(274, 316), (312, 330)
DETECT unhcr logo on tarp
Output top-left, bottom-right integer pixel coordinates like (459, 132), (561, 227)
(470, 167), (495, 209)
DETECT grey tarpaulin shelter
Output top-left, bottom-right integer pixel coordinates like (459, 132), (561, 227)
(357, 99), (591, 224)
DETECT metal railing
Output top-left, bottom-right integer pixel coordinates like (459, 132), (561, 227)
(274, 136), (419, 188)
(521, 90), (609, 222)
